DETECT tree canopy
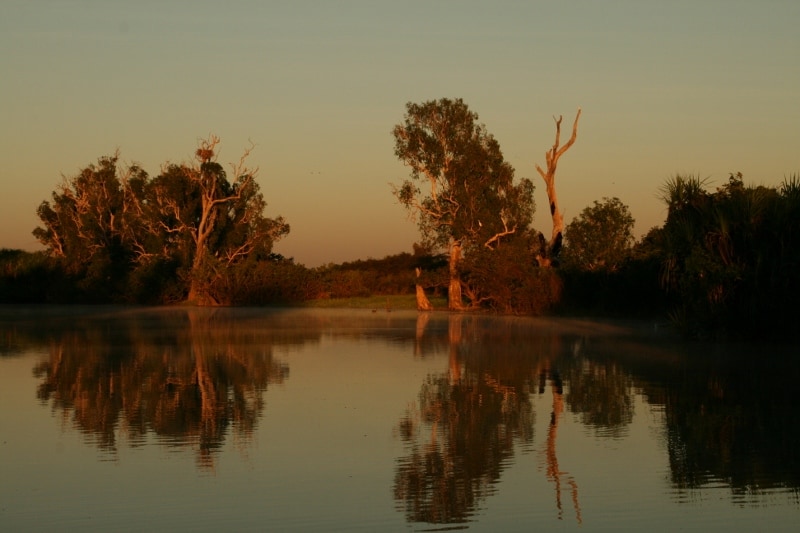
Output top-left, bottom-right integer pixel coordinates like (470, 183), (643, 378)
(33, 136), (289, 304)
(562, 197), (634, 272)
(392, 98), (535, 309)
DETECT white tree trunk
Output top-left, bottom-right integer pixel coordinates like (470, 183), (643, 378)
(535, 108), (581, 265)
(448, 240), (465, 310)
(415, 268), (433, 311)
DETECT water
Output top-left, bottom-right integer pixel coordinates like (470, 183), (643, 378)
(1, 306), (798, 531)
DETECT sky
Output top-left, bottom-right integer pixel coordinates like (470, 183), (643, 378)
(1, 1), (798, 267)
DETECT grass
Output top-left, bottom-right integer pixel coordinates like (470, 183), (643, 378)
(301, 294), (448, 310)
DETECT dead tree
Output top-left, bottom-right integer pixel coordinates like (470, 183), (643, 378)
(535, 108), (581, 266)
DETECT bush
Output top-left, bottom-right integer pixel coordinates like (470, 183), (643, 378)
(462, 240), (563, 315)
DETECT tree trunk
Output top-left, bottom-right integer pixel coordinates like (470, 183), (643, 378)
(415, 268), (433, 311)
(535, 108), (581, 266)
(187, 251), (220, 306)
(448, 240), (465, 310)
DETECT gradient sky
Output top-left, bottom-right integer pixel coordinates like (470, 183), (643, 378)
(2, 1), (798, 267)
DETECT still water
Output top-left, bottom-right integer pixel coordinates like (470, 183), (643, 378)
(0, 306), (798, 531)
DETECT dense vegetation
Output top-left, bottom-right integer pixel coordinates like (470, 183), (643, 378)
(1, 106), (798, 340)
(5, 170), (796, 340)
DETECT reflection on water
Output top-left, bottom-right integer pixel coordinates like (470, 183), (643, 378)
(1, 307), (799, 530)
(394, 314), (537, 525)
(393, 314), (629, 525)
(25, 308), (306, 469)
(394, 313), (800, 525)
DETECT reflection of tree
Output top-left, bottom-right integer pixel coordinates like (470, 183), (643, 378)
(538, 366), (582, 524)
(394, 315), (536, 524)
(655, 349), (800, 495)
(564, 356), (634, 436)
(581, 335), (800, 500)
(395, 373), (533, 524)
(395, 316), (645, 526)
(32, 308), (299, 469)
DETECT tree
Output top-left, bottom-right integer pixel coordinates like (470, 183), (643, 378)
(534, 108), (582, 266)
(561, 197), (634, 272)
(33, 136), (289, 304)
(137, 136), (289, 304)
(33, 153), (148, 298)
(392, 98), (535, 310)
(657, 173), (800, 338)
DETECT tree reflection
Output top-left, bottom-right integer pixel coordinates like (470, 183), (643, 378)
(31, 308), (301, 469)
(394, 315), (536, 524)
(539, 366), (582, 524)
(394, 374), (533, 523)
(563, 355), (634, 437)
(394, 316), (644, 526)
(654, 346), (800, 496)
(575, 334), (800, 501)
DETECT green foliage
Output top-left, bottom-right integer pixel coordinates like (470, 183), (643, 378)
(0, 249), (53, 303)
(302, 294), (447, 310)
(391, 98), (535, 254)
(31, 139), (290, 305)
(392, 98), (537, 310)
(206, 257), (321, 305)
(562, 197), (635, 272)
(126, 257), (185, 305)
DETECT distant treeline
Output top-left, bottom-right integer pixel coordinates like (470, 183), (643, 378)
(0, 248), (444, 306)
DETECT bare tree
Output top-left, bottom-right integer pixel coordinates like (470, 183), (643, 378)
(535, 108), (581, 266)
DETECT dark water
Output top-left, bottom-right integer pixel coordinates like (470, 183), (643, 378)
(0, 306), (798, 531)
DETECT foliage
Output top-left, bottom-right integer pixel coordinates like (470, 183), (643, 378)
(392, 98), (533, 253)
(658, 173), (800, 338)
(460, 231), (563, 314)
(302, 294), (448, 310)
(557, 198), (661, 317)
(313, 251), (448, 300)
(561, 197), (635, 272)
(392, 98), (535, 309)
(31, 138), (289, 305)
(32, 154), (143, 299)
(0, 249), (59, 303)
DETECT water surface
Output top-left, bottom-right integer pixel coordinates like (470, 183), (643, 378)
(1, 306), (798, 531)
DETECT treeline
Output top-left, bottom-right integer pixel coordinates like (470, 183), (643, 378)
(0, 247), (442, 305)
(560, 173), (800, 340)
(2, 128), (799, 340)
(3, 173), (800, 340)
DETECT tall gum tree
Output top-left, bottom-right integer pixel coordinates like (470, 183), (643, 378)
(392, 98), (534, 310)
(535, 108), (581, 266)
(147, 136), (289, 304)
